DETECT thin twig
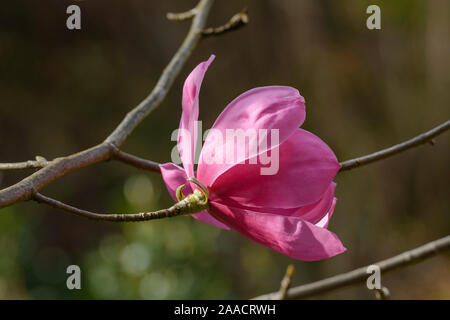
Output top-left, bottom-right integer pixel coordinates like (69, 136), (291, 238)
(0, 156), (49, 170)
(252, 235), (450, 300)
(33, 192), (192, 222)
(167, 8), (198, 21)
(112, 150), (161, 173)
(202, 8), (248, 37)
(277, 265), (295, 300)
(339, 120), (450, 172)
(0, 0), (217, 209)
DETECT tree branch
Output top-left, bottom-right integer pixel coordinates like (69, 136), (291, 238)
(0, 0), (219, 209)
(112, 149), (161, 173)
(0, 156), (48, 170)
(202, 8), (249, 37)
(252, 235), (450, 300)
(167, 8), (198, 21)
(339, 120), (450, 172)
(33, 192), (192, 222)
(276, 264), (295, 300)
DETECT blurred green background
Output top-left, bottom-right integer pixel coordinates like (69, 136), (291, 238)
(0, 0), (449, 299)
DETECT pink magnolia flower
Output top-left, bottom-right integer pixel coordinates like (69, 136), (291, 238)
(160, 55), (346, 261)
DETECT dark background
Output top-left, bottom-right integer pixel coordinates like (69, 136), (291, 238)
(0, 0), (449, 299)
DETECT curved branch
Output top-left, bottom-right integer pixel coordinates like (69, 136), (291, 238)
(339, 120), (450, 172)
(33, 192), (191, 222)
(252, 235), (450, 300)
(0, 0), (216, 209)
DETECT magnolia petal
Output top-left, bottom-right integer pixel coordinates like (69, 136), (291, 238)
(290, 182), (337, 224)
(160, 162), (192, 199)
(178, 55), (215, 179)
(159, 162), (230, 230)
(316, 197), (337, 229)
(197, 86), (306, 187)
(210, 129), (341, 209)
(208, 202), (346, 261)
(192, 210), (231, 230)
(209, 182), (336, 225)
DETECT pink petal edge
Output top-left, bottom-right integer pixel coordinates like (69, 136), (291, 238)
(178, 55), (215, 179)
(316, 197), (337, 229)
(208, 201), (346, 261)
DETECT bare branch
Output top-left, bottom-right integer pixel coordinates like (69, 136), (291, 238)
(0, 0), (218, 209)
(202, 8), (249, 37)
(112, 149), (161, 173)
(167, 8), (198, 21)
(277, 264), (295, 300)
(33, 192), (192, 222)
(0, 156), (48, 170)
(252, 235), (450, 300)
(339, 120), (450, 172)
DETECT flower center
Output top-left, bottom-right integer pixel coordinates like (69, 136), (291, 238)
(175, 177), (209, 214)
